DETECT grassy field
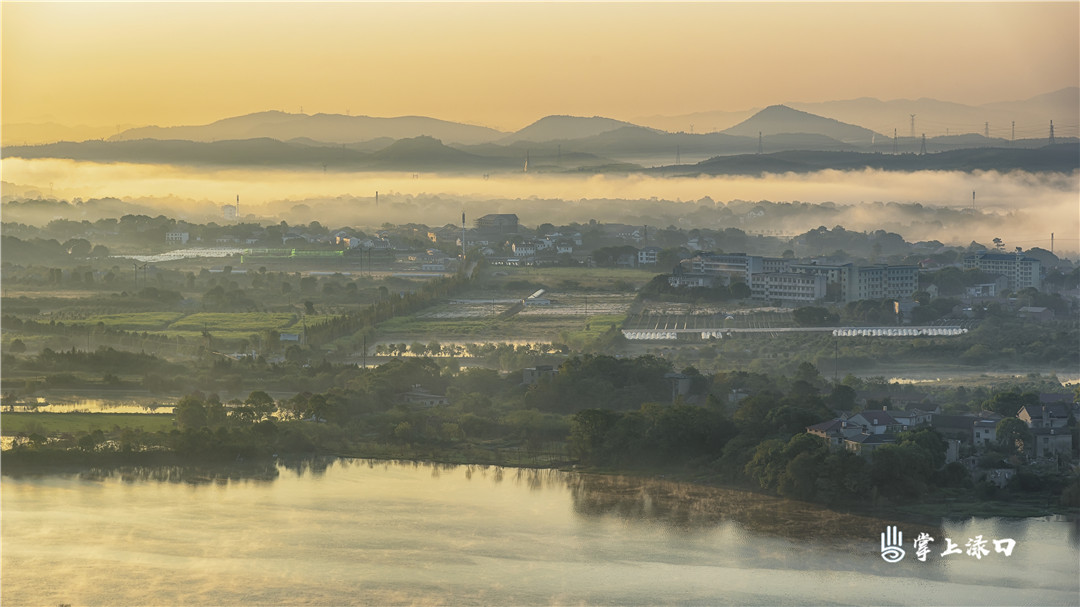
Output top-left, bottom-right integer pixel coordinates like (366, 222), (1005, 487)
(1, 412), (175, 435)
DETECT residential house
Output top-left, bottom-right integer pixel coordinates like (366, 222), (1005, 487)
(1018, 306), (1055, 322)
(807, 418), (860, 451)
(523, 365), (557, 385)
(1030, 427), (1073, 459)
(638, 246), (661, 266)
(845, 433), (897, 459)
(972, 420), (998, 448)
(400, 385), (450, 408)
(846, 409), (908, 435)
(1017, 404), (1071, 429)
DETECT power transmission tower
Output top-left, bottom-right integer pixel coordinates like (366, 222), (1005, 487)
(910, 114), (916, 139)
(1011, 121), (1015, 142)
(1050, 120), (1055, 145)
(984, 122), (989, 138)
(893, 128), (898, 154)
(757, 131), (763, 155)
(919, 133), (927, 155)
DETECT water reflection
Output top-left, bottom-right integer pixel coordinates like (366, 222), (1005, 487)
(566, 473), (943, 544)
(3, 457), (1077, 606)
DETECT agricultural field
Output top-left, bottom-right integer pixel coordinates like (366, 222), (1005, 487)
(61, 312), (186, 331)
(168, 312), (299, 332)
(1, 412), (175, 436)
(478, 266), (658, 291)
(379, 289), (635, 344)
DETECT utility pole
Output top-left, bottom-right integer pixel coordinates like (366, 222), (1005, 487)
(893, 128), (898, 154)
(757, 131), (763, 155)
(1050, 120), (1056, 145)
(1011, 121), (1015, 142)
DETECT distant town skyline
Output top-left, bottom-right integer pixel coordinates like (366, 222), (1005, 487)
(3, 2), (1077, 132)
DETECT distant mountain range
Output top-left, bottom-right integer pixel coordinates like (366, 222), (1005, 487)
(108, 111), (504, 146)
(4, 88), (1076, 175)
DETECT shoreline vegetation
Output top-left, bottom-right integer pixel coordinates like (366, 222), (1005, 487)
(4, 428), (1076, 523)
(4, 442), (1071, 522)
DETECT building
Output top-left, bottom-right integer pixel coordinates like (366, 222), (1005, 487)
(222, 204), (238, 221)
(966, 275), (1010, 298)
(165, 231), (190, 245)
(1017, 404), (1071, 429)
(972, 419), (998, 448)
(963, 251), (1041, 290)
(690, 253), (763, 285)
(844, 433), (897, 459)
(750, 272), (827, 303)
(1018, 306), (1055, 322)
(638, 246), (661, 266)
(512, 242), (536, 258)
(847, 410), (908, 435)
(668, 266), (719, 288)
(807, 418), (860, 451)
(851, 265), (918, 301)
(523, 365), (557, 385)
(400, 385), (450, 408)
(1030, 427), (1073, 458)
(475, 214), (519, 235)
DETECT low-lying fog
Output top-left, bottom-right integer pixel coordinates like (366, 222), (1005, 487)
(2, 158), (1077, 255)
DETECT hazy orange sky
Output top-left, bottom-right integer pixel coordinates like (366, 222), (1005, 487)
(3, 2), (1078, 131)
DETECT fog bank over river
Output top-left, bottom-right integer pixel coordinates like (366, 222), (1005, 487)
(3, 159), (1077, 255)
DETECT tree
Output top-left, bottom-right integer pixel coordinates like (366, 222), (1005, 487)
(995, 417), (1032, 455)
(569, 408), (620, 462)
(245, 390), (276, 421)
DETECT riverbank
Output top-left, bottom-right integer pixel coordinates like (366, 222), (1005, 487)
(5, 442), (1076, 523)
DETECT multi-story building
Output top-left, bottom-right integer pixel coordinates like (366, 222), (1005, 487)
(851, 265), (918, 301)
(474, 214), (519, 235)
(789, 263), (854, 301)
(963, 251), (1041, 290)
(165, 231), (190, 245)
(750, 272), (827, 303)
(638, 246), (661, 266)
(690, 253), (763, 285)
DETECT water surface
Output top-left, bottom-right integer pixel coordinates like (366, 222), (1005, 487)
(2, 459), (1077, 606)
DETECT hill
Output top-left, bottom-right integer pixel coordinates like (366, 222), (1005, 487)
(110, 112), (506, 146)
(685, 144), (1080, 175)
(721, 105), (880, 144)
(499, 115), (640, 144)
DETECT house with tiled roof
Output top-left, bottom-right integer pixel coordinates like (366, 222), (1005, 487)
(844, 433), (897, 459)
(847, 409), (907, 435)
(806, 418), (861, 450)
(1017, 404), (1072, 429)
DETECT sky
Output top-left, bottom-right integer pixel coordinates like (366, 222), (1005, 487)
(3, 2), (1078, 132)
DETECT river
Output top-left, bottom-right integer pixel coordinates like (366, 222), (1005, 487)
(2, 459), (1077, 606)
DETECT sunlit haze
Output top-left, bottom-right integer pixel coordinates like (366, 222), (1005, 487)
(3, 2), (1077, 131)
